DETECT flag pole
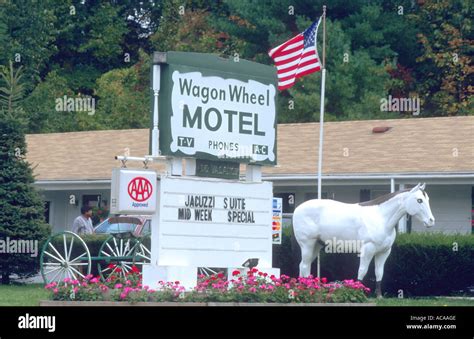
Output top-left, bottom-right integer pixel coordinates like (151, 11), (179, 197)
(316, 5), (327, 279)
(317, 6), (326, 200)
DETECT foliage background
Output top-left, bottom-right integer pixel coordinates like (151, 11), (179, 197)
(0, 0), (472, 132)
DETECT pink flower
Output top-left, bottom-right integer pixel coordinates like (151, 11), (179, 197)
(73, 287), (79, 293)
(63, 277), (71, 283)
(321, 277), (327, 284)
(90, 277), (99, 284)
(114, 283), (123, 289)
(125, 280), (132, 286)
(53, 288), (59, 294)
(143, 285), (149, 291)
(120, 292), (127, 299)
(249, 287), (257, 293)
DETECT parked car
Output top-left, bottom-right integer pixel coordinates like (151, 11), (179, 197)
(94, 215), (151, 237)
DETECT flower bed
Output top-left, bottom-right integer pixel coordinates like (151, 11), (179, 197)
(45, 267), (370, 304)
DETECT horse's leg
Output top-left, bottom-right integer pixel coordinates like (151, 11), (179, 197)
(298, 239), (317, 277)
(374, 248), (391, 299)
(357, 242), (376, 281)
(312, 242), (323, 277)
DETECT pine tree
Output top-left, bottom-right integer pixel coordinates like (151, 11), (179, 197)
(0, 62), (50, 284)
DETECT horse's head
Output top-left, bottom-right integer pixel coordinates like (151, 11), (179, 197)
(404, 183), (435, 227)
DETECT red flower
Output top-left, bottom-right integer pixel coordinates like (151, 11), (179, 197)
(217, 272), (225, 279)
(321, 277), (327, 284)
(232, 270), (240, 276)
(131, 265), (140, 274)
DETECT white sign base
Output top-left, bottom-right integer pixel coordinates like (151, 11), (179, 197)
(142, 265), (197, 290)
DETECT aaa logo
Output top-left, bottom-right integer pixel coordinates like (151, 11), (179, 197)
(128, 177), (153, 202)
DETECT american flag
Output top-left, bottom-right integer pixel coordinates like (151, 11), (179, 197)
(268, 18), (322, 90)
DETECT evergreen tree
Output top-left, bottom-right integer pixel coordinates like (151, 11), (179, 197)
(0, 62), (50, 284)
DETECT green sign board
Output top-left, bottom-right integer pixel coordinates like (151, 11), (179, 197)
(152, 51), (278, 166)
(195, 159), (240, 180)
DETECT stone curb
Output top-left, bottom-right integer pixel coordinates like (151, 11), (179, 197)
(39, 300), (376, 307)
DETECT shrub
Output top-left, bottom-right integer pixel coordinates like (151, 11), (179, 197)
(275, 229), (474, 297)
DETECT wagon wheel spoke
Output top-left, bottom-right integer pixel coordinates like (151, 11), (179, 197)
(43, 266), (62, 276)
(67, 236), (74, 262)
(69, 252), (88, 264)
(49, 268), (63, 285)
(105, 242), (119, 257)
(113, 237), (119, 255)
(47, 242), (66, 263)
(68, 268), (78, 281)
(69, 265), (85, 279)
(105, 267), (118, 281)
(63, 234), (69, 261)
(43, 250), (64, 264)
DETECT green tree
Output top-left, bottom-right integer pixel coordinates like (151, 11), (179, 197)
(150, 0), (248, 57)
(0, 0), (57, 87)
(0, 61), (26, 120)
(413, 0), (473, 115)
(92, 50), (151, 129)
(0, 63), (50, 285)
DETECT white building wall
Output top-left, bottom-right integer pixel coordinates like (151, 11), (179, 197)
(412, 185), (471, 234)
(39, 190), (110, 233)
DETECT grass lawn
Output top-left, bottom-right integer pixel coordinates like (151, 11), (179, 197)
(0, 284), (49, 306)
(0, 284), (473, 306)
(372, 297), (474, 306)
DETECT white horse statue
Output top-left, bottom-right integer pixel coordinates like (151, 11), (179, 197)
(293, 183), (435, 298)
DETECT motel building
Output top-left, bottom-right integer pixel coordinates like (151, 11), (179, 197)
(26, 116), (473, 235)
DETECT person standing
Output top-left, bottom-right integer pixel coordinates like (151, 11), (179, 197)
(72, 206), (94, 234)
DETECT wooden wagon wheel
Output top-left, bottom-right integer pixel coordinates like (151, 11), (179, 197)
(97, 236), (150, 281)
(40, 231), (91, 285)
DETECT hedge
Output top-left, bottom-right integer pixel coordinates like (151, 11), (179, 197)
(273, 227), (474, 297)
